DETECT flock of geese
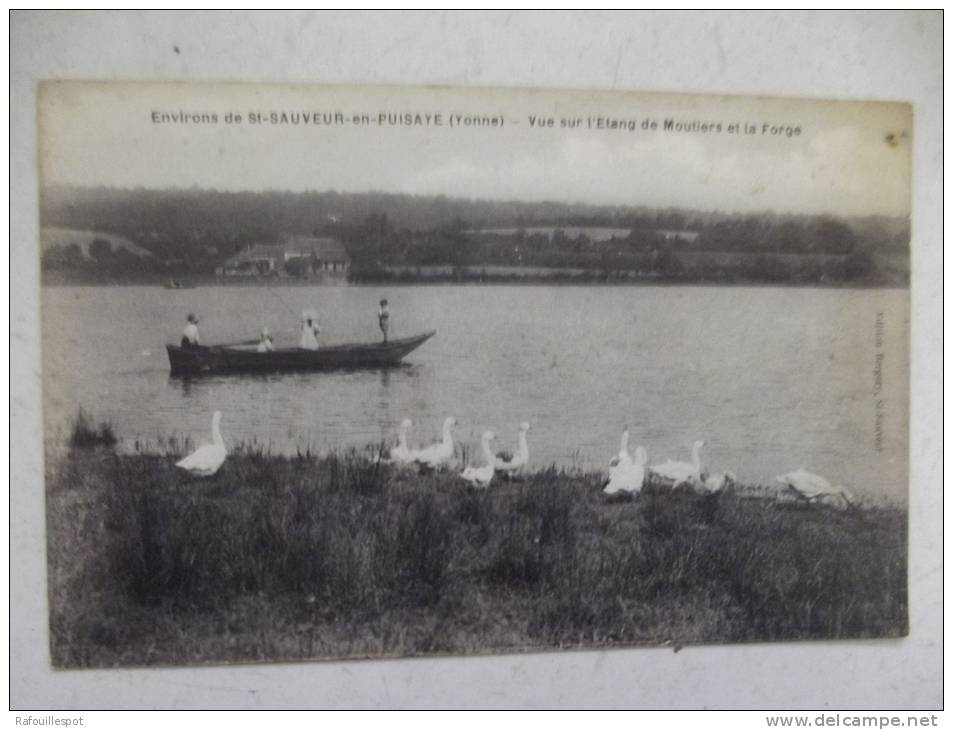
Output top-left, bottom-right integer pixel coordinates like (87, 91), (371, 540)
(175, 411), (856, 507)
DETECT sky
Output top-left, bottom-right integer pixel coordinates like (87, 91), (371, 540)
(39, 81), (912, 217)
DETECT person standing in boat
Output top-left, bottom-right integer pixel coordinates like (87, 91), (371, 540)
(299, 310), (321, 350)
(378, 298), (390, 343)
(181, 313), (201, 348)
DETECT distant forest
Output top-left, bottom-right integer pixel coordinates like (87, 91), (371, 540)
(39, 186), (910, 286)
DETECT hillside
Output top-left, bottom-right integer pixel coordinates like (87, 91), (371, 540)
(41, 227), (153, 258)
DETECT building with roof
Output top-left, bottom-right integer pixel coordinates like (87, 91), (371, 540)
(219, 235), (350, 278)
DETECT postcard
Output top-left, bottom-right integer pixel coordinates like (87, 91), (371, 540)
(38, 81), (910, 667)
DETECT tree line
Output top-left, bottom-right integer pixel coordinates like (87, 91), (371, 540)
(39, 186), (909, 285)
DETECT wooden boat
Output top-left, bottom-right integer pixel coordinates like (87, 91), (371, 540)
(167, 330), (436, 376)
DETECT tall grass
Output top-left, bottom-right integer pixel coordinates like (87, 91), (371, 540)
(46, 444), (907, 667)
(68, 408), (117, 449)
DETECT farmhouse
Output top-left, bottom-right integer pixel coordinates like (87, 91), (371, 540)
(219, 235), (350, 278)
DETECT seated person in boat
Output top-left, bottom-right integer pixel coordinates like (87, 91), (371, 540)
(378, 298), (390, 343)
(257, 328), (275, 352)
(299, 311), (321, 350)
(181, 313), (201, 348)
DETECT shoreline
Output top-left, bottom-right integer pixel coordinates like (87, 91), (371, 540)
(46, 445), (908, 668)
(39, 278), (911, 291)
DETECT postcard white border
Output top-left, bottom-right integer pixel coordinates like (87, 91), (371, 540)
(10, 10), (942, 709)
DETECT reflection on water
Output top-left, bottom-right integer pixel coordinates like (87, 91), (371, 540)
(174, 376), (195, 398)
(42, 284), (909, 501)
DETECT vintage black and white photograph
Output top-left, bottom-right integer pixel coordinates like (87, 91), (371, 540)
(38, 80), (911, 669)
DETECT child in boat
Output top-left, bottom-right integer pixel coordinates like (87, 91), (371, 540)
(378, 298), (389, 343)
(299, 311), (321, 350)
(257, 328), (275, 352)
(181, 313), (200, 348)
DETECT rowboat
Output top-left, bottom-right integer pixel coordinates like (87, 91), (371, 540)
(167, 330), (436, 376)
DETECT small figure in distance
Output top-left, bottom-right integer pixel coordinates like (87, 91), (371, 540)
(257, 328), (275, 353)
(181, 313), (200, 348)
(378, 298), (390, 343)
(299, 310), (321, 350)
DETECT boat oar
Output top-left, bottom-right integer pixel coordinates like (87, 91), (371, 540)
(210, 339), (260, 349)
(211, 330), (295, 348)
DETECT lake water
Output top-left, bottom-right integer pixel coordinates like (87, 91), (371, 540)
(41, 284), (909, 501)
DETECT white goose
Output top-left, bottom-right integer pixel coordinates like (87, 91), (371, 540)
(461, 431), (496, 487)
(176, 410), (227, 477)
(412, 416), (456, 470)
(494, 422), (531, 474)
(697, 471), (736, 494)
(775, 468), (854, 507)
(608, 427), (633, 470)
(604, 445), (647, 495)
(385, 418), (414, 464)
(651, 440), (705, 487)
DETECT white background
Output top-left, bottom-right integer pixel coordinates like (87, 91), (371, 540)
(9, 10), (942, 710)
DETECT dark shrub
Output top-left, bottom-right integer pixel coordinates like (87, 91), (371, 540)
(69, 408), (117, 449)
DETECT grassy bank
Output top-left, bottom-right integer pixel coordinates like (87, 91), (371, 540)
(46, 445), (907, 668)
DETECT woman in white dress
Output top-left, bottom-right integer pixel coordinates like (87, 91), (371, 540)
(299, 310), (321, 350)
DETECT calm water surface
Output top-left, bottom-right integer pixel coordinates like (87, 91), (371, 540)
(42, 284), (909, 501)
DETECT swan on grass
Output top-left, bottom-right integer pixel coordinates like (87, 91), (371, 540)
(176, 410), (227, 477)
(495, 422), (531, 475)
(460, 431), (496, 487)
(604, 445), (647, 495)
(697, 471), (736, 494)
(775, 468), (855, 508)
(651, 440), (705, 487)
(384, 418), (414, 464)
(608, 427), (633, 470)
(412, 416), (456, 470)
